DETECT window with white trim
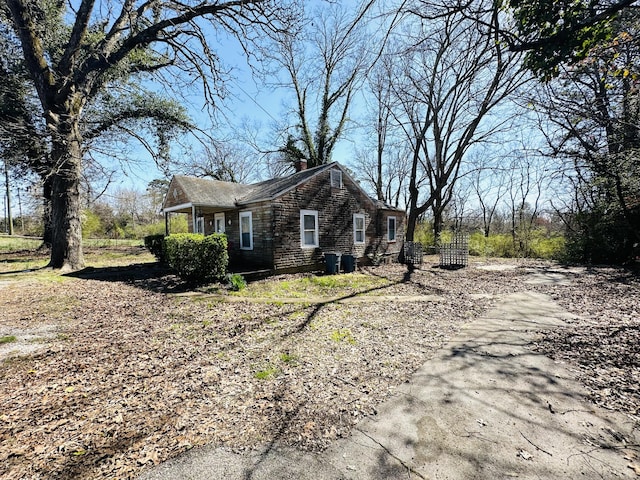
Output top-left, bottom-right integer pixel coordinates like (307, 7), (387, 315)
(240, 211), (253, 250)
(353, 214), (365, 244)
(214, 212), (225, 234)
(300, 210), (319, 248)
(388, 216), (397, 242)
(330, 169), (342, 188)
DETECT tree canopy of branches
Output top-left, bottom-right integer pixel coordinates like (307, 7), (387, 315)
(0, 19), (44, 174)
(501, 0), (637, 78)
(260, 1), (376, 169)
(533, 8), (640, 262)
(1, 0), (297, 270)
(392, 2), (526, 242)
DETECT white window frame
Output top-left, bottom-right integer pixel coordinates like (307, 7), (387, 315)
(214, 212), (225, 234)
(239, 211), (253, 250)
(300, 209), (319, 248)
(353, 213), (366, 245)
(330, 169), (343, 188)
(388, 216), (397, 243)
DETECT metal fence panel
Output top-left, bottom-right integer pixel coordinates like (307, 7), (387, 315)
(439, 233), (469, 268)
(404, 241), (423, 265)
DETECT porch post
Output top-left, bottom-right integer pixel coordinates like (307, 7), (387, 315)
(165, 211), (169, 236)
(192, 205), (197, 233)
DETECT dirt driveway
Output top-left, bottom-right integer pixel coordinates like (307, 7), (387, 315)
(0, 258), (638, 479)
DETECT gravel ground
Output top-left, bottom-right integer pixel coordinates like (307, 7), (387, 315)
(0, 257), (637, 479)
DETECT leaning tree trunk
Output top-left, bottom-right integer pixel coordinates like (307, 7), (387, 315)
(48, 121), (84, 271)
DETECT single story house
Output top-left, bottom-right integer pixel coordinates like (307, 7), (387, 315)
(162, 161), (405, 273)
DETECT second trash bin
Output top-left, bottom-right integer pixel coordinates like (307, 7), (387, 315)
(324, 252), (341, 274)
(342, 254), (356, 273)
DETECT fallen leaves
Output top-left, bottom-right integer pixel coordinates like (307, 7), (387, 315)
(0, 259), (638, 479)
(0, 264), (495, 479)
(517, 449), (533, 460)
(532, 268), (640, 422)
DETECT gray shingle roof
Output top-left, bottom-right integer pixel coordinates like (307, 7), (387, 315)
(237, 163), (334, 205)
(172, 175), (254, 208)
(170, 163), (337, 208)
(167, 162), (406, 213)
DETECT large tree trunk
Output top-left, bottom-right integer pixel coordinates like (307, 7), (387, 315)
(48, 122), (84, 271)
(433, 207), (444, 244)
(40, 175), (53, 249)
(405, 208), (419, 242)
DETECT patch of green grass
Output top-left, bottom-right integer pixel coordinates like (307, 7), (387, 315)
(287, 310), (308, 321)
(279, 352), (298, 364)
(0, 335), (17, 344)
(84, 248), (155, 268)
(84, 238), (143, 248)
(330, 328), (356, 344)
(254, 365), (279, 380)
(0, 236), (42, 252)
(226, 273), (247, 291)
(235, 273), (391, 299)
(0, 236), (154, 278)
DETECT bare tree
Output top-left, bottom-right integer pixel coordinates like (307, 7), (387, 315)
(181, 140), (260, 183)
(466, 150), (508, 237)
(356, 52), (412, 207)
(502, 153), (549, 255)
(365, 53), (394, 201)
(2, 0), (298, 270)
(530, 8), (640, 261)
(391, 2), (527, 242)
(259, 1), (377, 169)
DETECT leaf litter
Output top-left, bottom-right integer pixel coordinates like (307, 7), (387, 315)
(0, 259), (637, 479)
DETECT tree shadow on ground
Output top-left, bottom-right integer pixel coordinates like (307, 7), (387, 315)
(350, 297), (640, 480)
(64, 262), (194, 294)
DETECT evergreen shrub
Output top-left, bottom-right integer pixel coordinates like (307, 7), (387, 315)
(164, 233), (228, 283)
(144, 234), (166, 262)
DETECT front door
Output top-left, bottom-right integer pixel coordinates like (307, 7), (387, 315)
(214, 213), (225, 234)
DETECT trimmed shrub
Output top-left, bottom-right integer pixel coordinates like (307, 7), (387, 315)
(164, 233), (228, 283)
(144, 234), (166, 262)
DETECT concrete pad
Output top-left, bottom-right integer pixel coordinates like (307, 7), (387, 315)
(523, 272), (573, 286)
(475, 265), (518, 271)
(140, 292), (637, 480)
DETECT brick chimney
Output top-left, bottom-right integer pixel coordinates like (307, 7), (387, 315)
(294, 159), (308, 172)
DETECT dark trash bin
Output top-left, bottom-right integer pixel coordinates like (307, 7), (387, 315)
(324, 252), (341, 274)
(342, 254), (356, 273)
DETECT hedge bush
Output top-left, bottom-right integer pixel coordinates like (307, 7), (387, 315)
(164, 233), (228, 283)
(144, 234), (166, 262)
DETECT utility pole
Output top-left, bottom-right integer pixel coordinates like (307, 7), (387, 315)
(17, 187), (24, 233)
(3, 160), (13, 235)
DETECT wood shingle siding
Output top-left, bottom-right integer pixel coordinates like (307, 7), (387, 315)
(162, 162), (406, 274)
